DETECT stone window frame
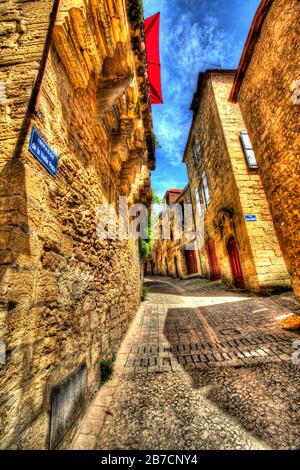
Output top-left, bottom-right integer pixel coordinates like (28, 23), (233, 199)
(192, 137), (201, 164)
(201, 171), (211, 208)
(178, 200), (185, 231)
(195, 186), (204, 217)
(240, 131), (258, 170)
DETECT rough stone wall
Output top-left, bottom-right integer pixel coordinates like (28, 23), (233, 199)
(236, 0), (300, 299)
(0, 0), (153, 449)
(185, 73), (290, 292)
(0, 0), (55, 268)
(212, 74), (290, 290)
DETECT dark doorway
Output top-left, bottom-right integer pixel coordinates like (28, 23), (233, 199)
(164, 258), (169, 276)
(150, 261), (154, 276)
(227, 237), (245, 289)
(206, 239), (221, 280)
(185, 250), (198, 275)
(174, 257), (179, 278)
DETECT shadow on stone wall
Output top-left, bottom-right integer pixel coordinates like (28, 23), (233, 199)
(0, 157), (35, 448)
(0, 157), (30, 280)
(163, 305), (300, 449)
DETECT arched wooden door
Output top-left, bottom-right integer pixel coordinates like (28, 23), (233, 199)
(206, 239), (221, 280)
(185, 250), (198, 275)
(227, 237), (245, 289)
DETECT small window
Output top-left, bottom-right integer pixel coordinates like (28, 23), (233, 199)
(170, 228), (173, 241)
(193, 139), (200, 163)
(179, 201), (185, 229)
(195, 187), (203, 217)
(240, 131), (258, 169)
(202, 172), (211, 207)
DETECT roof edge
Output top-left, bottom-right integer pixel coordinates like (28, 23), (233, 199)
(182, 69), (236, 163)
(229, 0), (274, 102)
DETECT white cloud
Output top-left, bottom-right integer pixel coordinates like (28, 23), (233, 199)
(144, 0), (245, 192)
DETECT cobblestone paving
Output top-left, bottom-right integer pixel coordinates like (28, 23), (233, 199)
(71, 277), (300, 450)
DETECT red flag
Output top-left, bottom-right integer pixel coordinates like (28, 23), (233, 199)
(144, 13), (163, 104)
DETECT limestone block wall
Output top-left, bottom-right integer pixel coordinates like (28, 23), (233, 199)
(186, 76), (257, 290)
(0, 0), (154, 449)
(0, 0), (55, 271)
(212, 73), (290, 290)
(185, 73), (290, 292)
(235, 0), (300, 299)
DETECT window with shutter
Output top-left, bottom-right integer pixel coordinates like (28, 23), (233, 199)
(240, 131), (258, 169)
(193, 139), (200, 163)
(195, 187), (203, 217)
(201, 172), (211, 207)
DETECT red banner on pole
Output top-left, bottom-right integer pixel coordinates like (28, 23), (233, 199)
(144, 12), (163, 104)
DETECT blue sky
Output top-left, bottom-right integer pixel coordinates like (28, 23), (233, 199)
(143, 0), (261, 198)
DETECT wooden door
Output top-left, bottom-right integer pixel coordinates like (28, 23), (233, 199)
(174, 257), (179, 278)
(164, 258), (169, 276)
(206, 239), (221, 280)
(185, 250), (198, 275)
(227, 237), (245, 289)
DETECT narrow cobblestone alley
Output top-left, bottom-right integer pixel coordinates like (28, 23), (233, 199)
(71, 277), (300, 451)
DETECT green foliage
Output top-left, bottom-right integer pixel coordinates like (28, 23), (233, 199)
(152, 192), (163, 204)
(100, 355), (115, 384)
(139, 238), (150, 260)
(141, 285), (149, 302)
(128, 0), (144, 29)
(139, 215), (153, 261)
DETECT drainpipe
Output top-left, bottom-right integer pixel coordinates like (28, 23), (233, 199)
(188, 184), (204, 276)
(30, 0), (61, 113)
(13, 0), (60, 159)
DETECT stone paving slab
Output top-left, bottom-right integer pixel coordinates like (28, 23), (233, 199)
(70, 276), (300, 450)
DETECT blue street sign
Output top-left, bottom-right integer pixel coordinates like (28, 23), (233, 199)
(28, 127), (58, 177)
(245, 214), (257, 222)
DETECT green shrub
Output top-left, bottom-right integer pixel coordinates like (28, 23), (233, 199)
(127, 0), (144, 29)
(139, 238), (150, 260)
(100, 355), (115, 384)
(141, 285), (149, 302)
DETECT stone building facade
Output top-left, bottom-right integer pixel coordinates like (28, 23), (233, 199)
(230, 0), (300, 300)
(0, 0), (154, 449)
(148, 187), (203, 279)
(183, 70), (290, 292)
